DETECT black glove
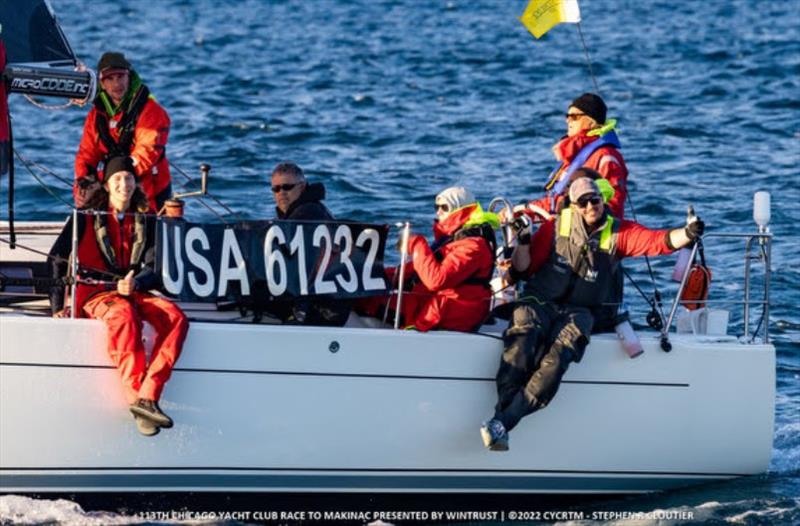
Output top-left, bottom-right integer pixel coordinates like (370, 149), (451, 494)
(510, 215), (532, 244)
(75, 173), (102, 209)
(685, 218), (705, 240)
(510, 215), (529, 233)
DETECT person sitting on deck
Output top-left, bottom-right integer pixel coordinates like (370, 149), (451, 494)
(357, 186), (499, 332)
(74, 52), (172, 212)
(49, 156), (188, 437)
(259, 161), (350, 326)
(480, 177), (704, 451)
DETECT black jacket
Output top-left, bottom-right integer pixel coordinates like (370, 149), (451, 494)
(267, 181), (349, 326)
(275, 182), (334, 221)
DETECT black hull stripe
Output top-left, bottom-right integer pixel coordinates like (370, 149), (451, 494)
(0, 362), (689, 387)
(0, 473), (734, 492)
(0, 467), (748, 477)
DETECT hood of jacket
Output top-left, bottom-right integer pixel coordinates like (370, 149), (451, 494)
(432, 203), (499, 240)
(276, 181), (327, 219)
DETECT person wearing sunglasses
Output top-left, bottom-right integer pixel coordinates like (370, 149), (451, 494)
(365, 186), (499, 332)
(264, 161), (349, 326)
(480, 177), (704, 451)
(270, 161), (333, 221)
(516, 92), (628, 222)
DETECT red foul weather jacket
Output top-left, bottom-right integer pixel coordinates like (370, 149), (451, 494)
(74, 84), (171, 211)
(48, 211), (187, 403)
(402, 204), (496, 332)
(48, 211), (159, 315)
(526, 130), (629, 219)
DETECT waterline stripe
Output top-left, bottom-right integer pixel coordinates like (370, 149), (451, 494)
(0, 473), (733, 492)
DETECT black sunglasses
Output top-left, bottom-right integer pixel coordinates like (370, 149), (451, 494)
(271, 183), (301, 193)
(576, 194), (602, 208)
(435, 203), (451, 212)
(565, 112), (587, 121)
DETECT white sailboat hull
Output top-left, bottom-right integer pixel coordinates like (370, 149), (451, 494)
(0, 315), (775, 494)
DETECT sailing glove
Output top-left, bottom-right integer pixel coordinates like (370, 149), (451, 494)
(510, 215), (532, 244)
(685, 218), (705, 240)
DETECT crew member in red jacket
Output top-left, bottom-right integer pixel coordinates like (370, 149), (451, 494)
(518, 93), (628, 221)
(480, 178), (704, 451)
(74, 52), (172, 212)
(358, 187), (499, 332)
(51, 156), (187, 437)
(398, 187), (499, 332)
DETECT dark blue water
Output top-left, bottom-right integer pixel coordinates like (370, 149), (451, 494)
(2, 0), (798, 524)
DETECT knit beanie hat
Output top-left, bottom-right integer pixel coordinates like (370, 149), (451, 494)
(435, 186), (476, 214)
(570, 93), (607, 124)
(104, 156), (135, 177)
(97, 52), (132, 76)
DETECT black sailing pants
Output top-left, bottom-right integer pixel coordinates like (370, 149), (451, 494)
(493, 300), (594, 432)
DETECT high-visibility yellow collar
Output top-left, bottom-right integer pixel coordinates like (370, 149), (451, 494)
(587, 118), (617, 138)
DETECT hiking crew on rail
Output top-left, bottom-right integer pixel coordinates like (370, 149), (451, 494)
(50, 156), (188, 437)
(480, 177), (705, 451)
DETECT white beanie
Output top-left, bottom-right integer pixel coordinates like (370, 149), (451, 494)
(435, 186), (476, 214)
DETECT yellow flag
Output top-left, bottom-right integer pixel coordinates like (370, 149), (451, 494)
(519, 0), (582, 39)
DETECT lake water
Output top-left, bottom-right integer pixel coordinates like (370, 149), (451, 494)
(1, 0), (798, 524)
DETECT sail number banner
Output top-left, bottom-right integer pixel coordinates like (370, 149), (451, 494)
(157, 219), (389, 302)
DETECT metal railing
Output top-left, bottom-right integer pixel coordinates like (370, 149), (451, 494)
(662, 230), (772, 347)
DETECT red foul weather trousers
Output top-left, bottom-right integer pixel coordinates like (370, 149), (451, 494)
(83, 291), (188, 404)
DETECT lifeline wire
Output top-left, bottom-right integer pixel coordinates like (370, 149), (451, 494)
(13, 148), (73, 187)
(0, 235), (121, 281)
(624, 188), (668, 325)
(12, 148), (73, 207)
(14, 144), (238, 223)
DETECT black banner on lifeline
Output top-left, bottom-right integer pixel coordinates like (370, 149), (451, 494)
(157, 219), (390, 302)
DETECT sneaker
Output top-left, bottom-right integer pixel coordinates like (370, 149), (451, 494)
(133, 414), (159, 437)
(130, 398), (173, 428)
(480, 419), (509, 451)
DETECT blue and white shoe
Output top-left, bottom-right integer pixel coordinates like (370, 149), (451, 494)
(480, 419), (509, 451)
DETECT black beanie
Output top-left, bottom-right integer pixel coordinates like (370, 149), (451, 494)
(97, 52), (132, 74)
(104, 156), (135, 177)
(570, 93), (607, 124)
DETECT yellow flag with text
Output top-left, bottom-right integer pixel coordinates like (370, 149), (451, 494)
(519, 0), (582, 39)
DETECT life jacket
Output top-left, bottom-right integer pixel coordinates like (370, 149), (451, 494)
(92, 212), (148, 275)
(544, 119), (624, 212)
(434, 222), (497, 288)
(523, 208), (619, 307)
(544, 123), (623, 198)
(73, 212), (149, 314)
(429, 204), (499, 289)
(680, 243), (712, 310)
(94, 83), (152, 159)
